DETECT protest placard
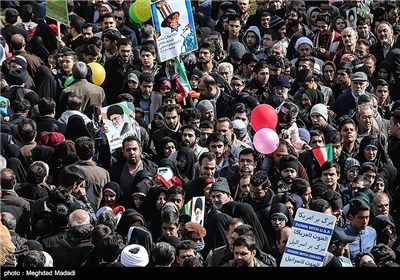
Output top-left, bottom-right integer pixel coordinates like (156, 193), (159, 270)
(101, 102), (134, 151)
(151, 0), (197, 62)
(47, 0), (69, 26)
(280, 208), (336, 267)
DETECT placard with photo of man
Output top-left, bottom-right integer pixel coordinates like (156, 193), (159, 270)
(101, 101), (134, 150)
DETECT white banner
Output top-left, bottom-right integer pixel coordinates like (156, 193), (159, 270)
(280, 208), (336, 267)
(151, 0), (198, 62)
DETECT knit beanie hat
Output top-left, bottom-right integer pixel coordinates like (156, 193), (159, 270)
(127, 72), (139, 83)
(310, 103), (328, 121)
(343, 157), (360, 175)
(154, 107), (164, 119)
(232, 119), (247, 139)
(210, 177), (231, 195)
(9, 55), (28, 69)
(99, 3), (113, 13)
(279, 156), (299, 172)
(274, 74), (291, 88)
(161, 201), (179, 216)
(360, 162), (377, 174)
(161, 79), (172, 89)
(298, 128), (311, 144)
(196, 100), (213, 113)
(269, 15), (285, 29)
(190, 69), (204, 79)
(229, 42), (246, 61)
(294, 37), (313, 52)
(120, 244), (149, 267)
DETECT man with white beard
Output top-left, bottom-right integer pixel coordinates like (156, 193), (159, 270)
(370, 22), (395, 67)
(334, 72), (369, 118)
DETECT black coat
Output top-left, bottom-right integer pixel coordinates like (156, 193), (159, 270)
(334, 91), (356, 118)
(35, 116), (67, 141)
(102, 56), (136, 105)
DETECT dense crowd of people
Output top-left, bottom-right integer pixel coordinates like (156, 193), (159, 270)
(1, 0), (400, 268)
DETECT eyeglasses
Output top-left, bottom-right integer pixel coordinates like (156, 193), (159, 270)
(115, 16), (124, 21)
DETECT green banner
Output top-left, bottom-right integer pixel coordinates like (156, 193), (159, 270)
(47, 0), (69, 26)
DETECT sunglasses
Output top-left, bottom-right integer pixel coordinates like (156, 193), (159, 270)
(115, 16), (124, 21)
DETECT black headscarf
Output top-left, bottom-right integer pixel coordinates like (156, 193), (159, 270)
(115, 209), (145, 241)
(155, 137), (176, 159)
(375, 61), (392, 81)
(183, 176), (213, 204)
(33, 66), (56, 100)
(356, 135), (391, 168)
(203, 211), (232, 258)
(138, 186), (168, 241)
(100, 181), (124, 208)
(372, 214), (396, 246)
(176, 147), (196, 181)
(32, 19), (58, 55)
(65, 115), (94, 142)
(264, 203), (293, 250)
(127, 225), (154, 259)
(158, 158), (182, 179)
(303, 89), (325, 109)
(221, 201), (270, 253)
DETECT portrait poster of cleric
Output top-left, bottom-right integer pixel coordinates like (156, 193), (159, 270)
(101, 101), (134, 151)
(151, 0), (197, 62)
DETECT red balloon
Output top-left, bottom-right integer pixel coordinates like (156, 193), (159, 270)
(251, 104), (278, 132)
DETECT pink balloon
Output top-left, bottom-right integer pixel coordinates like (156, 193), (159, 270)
(251, 104), (278, 132)
(253, 128), (279, 155)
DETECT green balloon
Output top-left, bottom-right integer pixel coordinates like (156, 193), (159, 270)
(64, 76), (74, 88)
(134, 0), (152, 23)
(129, 3), (142, 25)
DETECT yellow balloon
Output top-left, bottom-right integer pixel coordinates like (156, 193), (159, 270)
(133, 0), (152, 23)
(88, 62), (106, 86)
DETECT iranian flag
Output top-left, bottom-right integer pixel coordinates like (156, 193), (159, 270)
(174, 58), (191, 100)
(312, 144), (333, 166)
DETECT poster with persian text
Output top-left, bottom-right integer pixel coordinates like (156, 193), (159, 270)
(151, 0), (197, 62)
(280, 208), (336, 267)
